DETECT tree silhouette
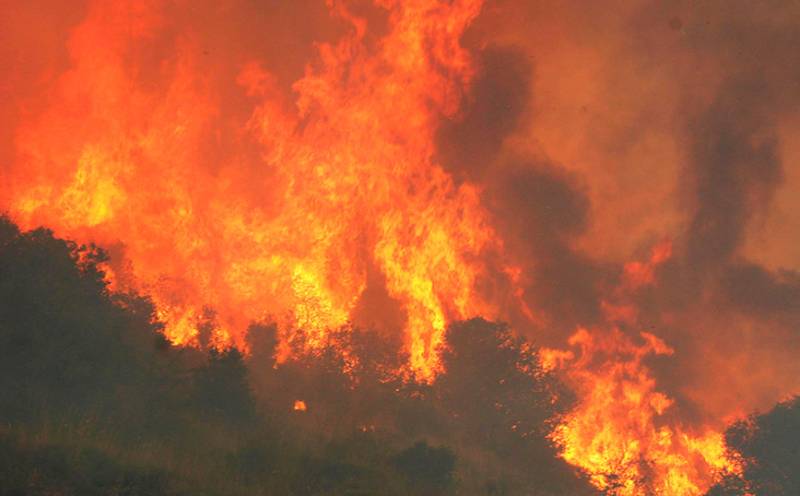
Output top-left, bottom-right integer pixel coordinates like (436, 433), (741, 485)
(193, 347), (257, 426)
(435, 318), (592, 494)
(707, 396), (800, 496)
(393, 441), (456, 494)
(437, 318), (568, 449)
(0, 216), (595, 495)
(0, 217), (143, 422)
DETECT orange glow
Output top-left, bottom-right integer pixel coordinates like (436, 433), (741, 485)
(546, 328), (738, 495)
(2, 0), (495, 380)
(1, 3), (782, 495)
(543, 244), (740, 495)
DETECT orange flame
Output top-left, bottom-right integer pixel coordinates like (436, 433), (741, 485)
(542, 243), (740, 495)
(545, 329), (737, 495)
(2, 0), (494, 380)
(0, 3), (753, 494)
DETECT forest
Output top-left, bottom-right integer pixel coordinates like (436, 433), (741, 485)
(0, 216), (796, 495)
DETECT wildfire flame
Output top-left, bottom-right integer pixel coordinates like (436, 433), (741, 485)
(0, 1), (758, 494)
(3, 0), (495, 380)
(542, 243), (740, 495)
(544, 328), (737, 495)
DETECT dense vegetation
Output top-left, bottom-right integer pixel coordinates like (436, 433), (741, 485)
(3, 216), (797, 495)
(0, 216), (594, 495)
(707, 397), (800, 496)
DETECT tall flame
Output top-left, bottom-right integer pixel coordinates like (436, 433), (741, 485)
(0, 2), (758, 494)
(545, 328), (736, 495)
(542, 243), (739, 495)
(3, 0), (494, 379)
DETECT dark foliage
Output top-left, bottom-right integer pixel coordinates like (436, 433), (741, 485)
(0, 215), (594, 495)
(193, 347), (258, 425)
(706, 396), (800, 496)
(393, 441), (456, 492)
(436, 318), (586, 494)
(0, 435), (174, 496)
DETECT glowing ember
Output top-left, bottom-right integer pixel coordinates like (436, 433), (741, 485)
(293, 400), (307, 412)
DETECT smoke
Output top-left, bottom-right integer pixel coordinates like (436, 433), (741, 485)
(485, 161), (603, 340)
(1, 1), (799, 491)
(435, 45), (532, 182)
(436, 0), (800, 426)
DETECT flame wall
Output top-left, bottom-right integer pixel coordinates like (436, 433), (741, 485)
(2, 1), (799, 494)
(2, 0), (507, 379)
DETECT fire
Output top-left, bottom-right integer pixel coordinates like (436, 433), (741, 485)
(2, 0), (495, 380)
(545, 329), (737, 495)
(0, 1), (765, 494)
(542, 244), (740, 495)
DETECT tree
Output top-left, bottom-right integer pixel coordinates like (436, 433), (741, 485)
(436, 318), (566, 449)
(0, 217), (144, 421)
(192, 347), (257, 426)
(393, 441), (456, 494)
(435, 318), (592, 495)
(707, 396), (800, 496)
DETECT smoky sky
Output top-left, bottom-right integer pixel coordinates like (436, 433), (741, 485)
(435, 46), (532, 183)
(2, 0), (799, 424)
(434, 0), (800, 420)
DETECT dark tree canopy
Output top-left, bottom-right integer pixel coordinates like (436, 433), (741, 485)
(707, 396), (800, 496)
(193, 347), (258, 425)
(393, 441), (456, 492)
(0, 216), (595, 495)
